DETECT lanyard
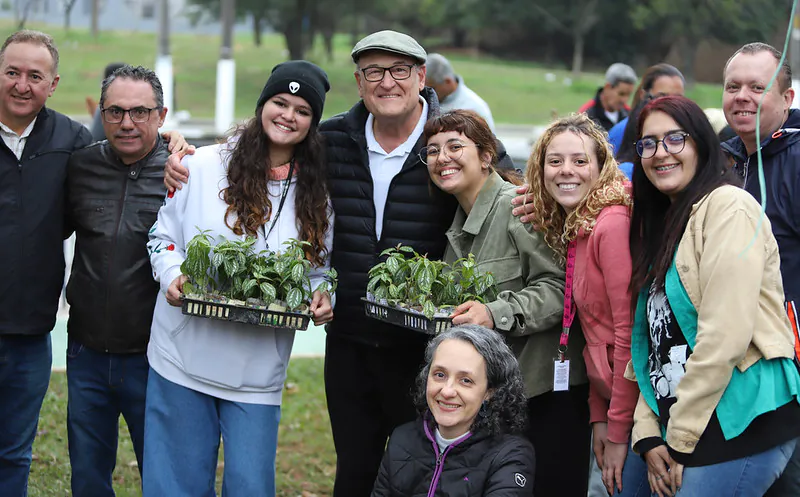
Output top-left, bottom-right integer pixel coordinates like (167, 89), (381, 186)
(263, 160), (295, 243)
(559, 239), (577, 361)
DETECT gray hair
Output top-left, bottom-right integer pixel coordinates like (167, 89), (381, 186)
(99, 65), (164, 109)
(605, 63), (637, 87)
(724, 42), (792, 93)
(0, 30), (59, 74)
(426, 53), (456, 85)
(413, 324), (528, 436)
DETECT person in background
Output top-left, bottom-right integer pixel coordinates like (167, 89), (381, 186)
(426, 53), (496, 131)
(609, 63), (685, 155)
(524, 113), (649, 496)
(88, 62), (125, 141)
(372, 324), (534, 496)
(421, 109), (588, 496)
(628, 95), (800, 497)
(579, 63), (637, 132)
(144, 60), (333, 496)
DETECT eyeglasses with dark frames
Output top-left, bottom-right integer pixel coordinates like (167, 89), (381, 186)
(360, 64), (417, 83)
(419, 140), (480, 165)
(635, 131), (690, 159)
(101, 106), (161, 124)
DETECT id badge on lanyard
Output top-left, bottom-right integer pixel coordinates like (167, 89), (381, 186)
(554, 239), (577, 392)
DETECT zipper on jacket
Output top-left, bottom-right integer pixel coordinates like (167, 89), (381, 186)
(103, 169), (130, 351)
(427, 450), (446, 497)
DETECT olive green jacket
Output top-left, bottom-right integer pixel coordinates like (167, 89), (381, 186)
(444, 172), (588, 398)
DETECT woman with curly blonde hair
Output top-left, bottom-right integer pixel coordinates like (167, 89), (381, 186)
(525, 113), (648, 497)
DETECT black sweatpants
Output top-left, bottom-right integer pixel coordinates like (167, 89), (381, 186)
(324, 334), (428, 497)
(525, 383), (592, 497)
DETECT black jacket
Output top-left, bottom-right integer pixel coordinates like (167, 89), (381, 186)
(0, 107), (92, 336)
(721, 109), (800, 305)
(320, 88), (515, 346)
(583, 88), (629, 132)
(65, 138), (168, 353)
(372, 416), (535, 496)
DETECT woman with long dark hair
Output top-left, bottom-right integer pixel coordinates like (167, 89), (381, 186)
(627, 95), (800, 496)
(144, 61), (333, 496)
(372, 324), (534, 496)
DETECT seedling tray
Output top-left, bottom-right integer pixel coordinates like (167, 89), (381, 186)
(361, 298), (452, 335)
(182, 296), (310, 331)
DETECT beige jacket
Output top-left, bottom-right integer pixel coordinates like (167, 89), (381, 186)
(625, 185), (795, 454)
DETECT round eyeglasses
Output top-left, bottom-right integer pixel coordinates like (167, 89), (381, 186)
(635, 131), (690, 159)
(419, 141), (480, 165)
(101, 106), (160, 124)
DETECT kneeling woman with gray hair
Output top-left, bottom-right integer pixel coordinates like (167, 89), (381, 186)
(372, 325), (534, 496)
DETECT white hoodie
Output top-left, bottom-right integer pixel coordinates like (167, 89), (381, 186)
(147, 142), (333, 405)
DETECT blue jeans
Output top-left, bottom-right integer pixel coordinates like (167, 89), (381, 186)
(765, 444), (800, 496)
(142, 368), (281, 497)
(675, 438), (798, 496)
(66, 338), (149, 497)
(0, 334), (52, 497)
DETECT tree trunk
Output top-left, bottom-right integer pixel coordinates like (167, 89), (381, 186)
(571, 31), (584, 77)
(452, 28), (468, 48)
(252, 14), (262, 46)
(677, 37), (697, 88)
(91, 0), (99, 39)
(282, 0), (307, 60)
(322, 30), (334, 61)
(283, 29), (305, 60)
(64, 3), (72, 32)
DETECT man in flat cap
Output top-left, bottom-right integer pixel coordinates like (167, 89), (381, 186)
(318, 30), (449, 495)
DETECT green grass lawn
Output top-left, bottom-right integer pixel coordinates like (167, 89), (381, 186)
(3, 20), (724, 125)
(29, 358), (335, 496)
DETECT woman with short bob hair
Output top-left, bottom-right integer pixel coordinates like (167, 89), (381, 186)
(372, 324), (534, 495)
(628, 95), (800, 496)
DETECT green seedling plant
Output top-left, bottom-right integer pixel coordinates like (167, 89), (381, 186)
(180, 228), (215, 296)
(367, 245), (497, 319)
(180, 231), (338, 314)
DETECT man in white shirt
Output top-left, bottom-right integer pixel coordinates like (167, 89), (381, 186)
(426, 53), (496, 131)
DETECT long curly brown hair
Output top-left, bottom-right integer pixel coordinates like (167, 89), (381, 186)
(221, 106), (330, 266)
(525, 113), (630, 261)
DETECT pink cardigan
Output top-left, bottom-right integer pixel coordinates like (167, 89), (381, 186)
(573, 205), (640, 444)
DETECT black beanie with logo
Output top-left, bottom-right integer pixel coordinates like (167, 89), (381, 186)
(256, 60), (330, 126)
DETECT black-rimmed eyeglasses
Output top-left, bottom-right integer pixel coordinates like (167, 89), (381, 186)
(635, 132), (690, 159)
(101, 106), (161, 124)
(360, 64), (416, 82)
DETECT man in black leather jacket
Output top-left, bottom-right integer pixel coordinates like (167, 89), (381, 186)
(64, 65), (169, 496)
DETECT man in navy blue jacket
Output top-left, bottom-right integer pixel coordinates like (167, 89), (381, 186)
(721, 41), (800, 497)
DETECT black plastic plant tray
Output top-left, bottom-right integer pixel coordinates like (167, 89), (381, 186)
(182, 296), (311, 331)
(361, 298), (452, 335)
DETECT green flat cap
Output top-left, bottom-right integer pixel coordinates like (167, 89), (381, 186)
(351, 30), (427, 64)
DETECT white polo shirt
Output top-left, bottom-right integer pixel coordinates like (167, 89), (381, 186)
(365, 97), (428, 240)
(0, 118), (37, 160)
